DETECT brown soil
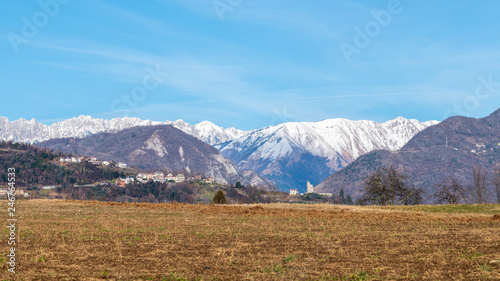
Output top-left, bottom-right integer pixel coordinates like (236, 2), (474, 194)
(1, 200), (499, 280)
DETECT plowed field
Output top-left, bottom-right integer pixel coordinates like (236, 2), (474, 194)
(1, 200), (499, 280)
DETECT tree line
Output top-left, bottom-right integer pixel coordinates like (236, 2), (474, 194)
(0, 141), (122, 187)
(52, 180), (270, 204)
(359, 165), (500, 205)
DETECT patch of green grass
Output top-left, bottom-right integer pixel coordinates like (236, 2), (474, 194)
(380, 204), (500, 215)
(283, 255), (296, 263)
(161, 272), (188, 281)
(459, 249), (482, 261)
(479, 264), (494, 272)
(192, 232), (206, 238)
(265, 264), (288, 274)
(306, 232), (319, 238)
(343, 270), (375, 281)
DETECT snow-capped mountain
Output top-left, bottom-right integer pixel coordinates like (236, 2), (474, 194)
(168, 120), (248, 146)
(0, 116), (247, 145)
(216, 117), (439, 192)
(37, 124), (275, 190)
(0, 114), (439, 192)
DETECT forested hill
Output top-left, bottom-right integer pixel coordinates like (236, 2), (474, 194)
(0, 141), (127, 187)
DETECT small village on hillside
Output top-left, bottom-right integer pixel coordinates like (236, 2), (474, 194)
(0, 155), (219, 199)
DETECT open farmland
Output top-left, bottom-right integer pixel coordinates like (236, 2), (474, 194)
(1, 200), (500, 280)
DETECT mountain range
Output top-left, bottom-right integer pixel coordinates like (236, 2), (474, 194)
(216, 118), (438, 191)
(0, 115), (246, 145)
(37, 125), (275, 190)
(315, 108), (500, 202)
(1, 115), (438, 192)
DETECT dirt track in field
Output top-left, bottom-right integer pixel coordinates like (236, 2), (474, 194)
(1, 200), (500, 280)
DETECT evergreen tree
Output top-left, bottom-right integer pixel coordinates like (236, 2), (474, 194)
(346, 194), (353, 205)
(212, 190), (227, 204)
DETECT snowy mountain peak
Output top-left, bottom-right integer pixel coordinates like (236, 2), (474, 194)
(0, 116), (248, 146)
(217, 116), (439, 190)
(196, 120), (217, 127)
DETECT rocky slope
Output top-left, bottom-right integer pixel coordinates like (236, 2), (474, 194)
(37, 125), (275, 190)
(217, 118), (438, 192)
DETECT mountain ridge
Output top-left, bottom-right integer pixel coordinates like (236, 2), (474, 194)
(217, 117), (438, 192)
(0, 115), (247, 145)
(315, 109), (500, 202)
(36, 124), (276, 190)
(1, 115), (439, 192)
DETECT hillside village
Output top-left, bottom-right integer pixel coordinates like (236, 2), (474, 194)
(59, 156), (219, 187)
(116, 172), (216, 187)
(0, 147), (221, 200)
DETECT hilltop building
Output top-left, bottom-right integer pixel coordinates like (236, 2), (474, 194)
(306, 181), (314, 193)
(175, 174), (185, 183)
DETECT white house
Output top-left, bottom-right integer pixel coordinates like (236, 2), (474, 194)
(117, 162), (127, 169)
(154, 172), (165, 178)
(60, 157), (71, 163)
(175, 174), (185, 183)
(102, 161), (110, 167)
(289, 189), (299, 196)
(125, 176), (135, 184)
(166, 174), (176, 181)
(153, 177), (167, 183)
(71, 157), (82, 163)
(15, 190), (30, 198)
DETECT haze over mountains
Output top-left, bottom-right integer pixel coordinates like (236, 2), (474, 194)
(316, 108), (500, 202)
(1, 115), (438, 192)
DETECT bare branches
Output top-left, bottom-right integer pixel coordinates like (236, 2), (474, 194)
(433, 178), (466, 204)
(361, 166), (422, 205)
(493, 168), (500, 204)
(472, 166), (488, 204)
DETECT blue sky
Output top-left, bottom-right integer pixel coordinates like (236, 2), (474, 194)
(1, 0), (500, 130)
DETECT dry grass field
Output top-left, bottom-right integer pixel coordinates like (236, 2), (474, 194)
(1, 200), (500, 280)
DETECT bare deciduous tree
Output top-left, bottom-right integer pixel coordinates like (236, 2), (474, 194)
(433, 178), (466, 204)
(472, 166), (488, 204)
(493, 167), (500, 204)
(361, 166), (422, 205)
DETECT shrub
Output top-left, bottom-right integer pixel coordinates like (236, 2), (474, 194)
(212, 190), (227, 204)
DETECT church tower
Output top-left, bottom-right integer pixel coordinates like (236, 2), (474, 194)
(306, 181), (314, 193)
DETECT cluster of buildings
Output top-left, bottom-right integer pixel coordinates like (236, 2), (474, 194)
(0, 189), (30, 198)
(59, 156), (126, 169)
(470, 143), (489, 154)
(114, 172), (216, 187)
(116, 176), (137, 187)
(136, 172), (185, 183)
(289, 181), (332, 197)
